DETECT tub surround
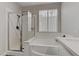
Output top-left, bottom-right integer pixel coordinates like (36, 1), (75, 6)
(56, 37), (79, 56)
(24, 33), (74, 56)
(24, 36), (72, 56)
(24, 34), (72, 56)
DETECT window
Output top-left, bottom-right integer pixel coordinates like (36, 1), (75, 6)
(28, 11), (32, 32)
(39, 9), (58, 32)
(39, 10), (48, 32)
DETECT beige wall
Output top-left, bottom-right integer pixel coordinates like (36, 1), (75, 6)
(22, 2), (61, 41)
(0, 2), (21, 55)
(61, 2), (79, 37)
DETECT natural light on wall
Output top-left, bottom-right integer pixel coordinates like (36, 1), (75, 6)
(39, 9), (58, 32)
(28, 11), (32, 32)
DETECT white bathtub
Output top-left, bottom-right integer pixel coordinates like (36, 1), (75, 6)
(24, 33), (73, 56)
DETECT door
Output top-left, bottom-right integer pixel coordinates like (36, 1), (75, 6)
(8, 13), (21, 51)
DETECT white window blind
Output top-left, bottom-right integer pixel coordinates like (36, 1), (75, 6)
(39, 9), (58, 32)
(39, 10), (47, 32)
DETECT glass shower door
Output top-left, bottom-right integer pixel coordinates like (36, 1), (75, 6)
(22, 11), (35, 48)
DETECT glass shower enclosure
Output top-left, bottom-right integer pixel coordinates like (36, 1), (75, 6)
(8, 11), (35, 52)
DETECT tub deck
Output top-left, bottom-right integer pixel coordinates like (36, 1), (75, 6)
(56, 37), (79, 56)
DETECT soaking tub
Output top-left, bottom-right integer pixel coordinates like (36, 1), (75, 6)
(24, 33), (73, 56)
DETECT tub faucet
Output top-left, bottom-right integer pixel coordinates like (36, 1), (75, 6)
(63, 35), (66, 37)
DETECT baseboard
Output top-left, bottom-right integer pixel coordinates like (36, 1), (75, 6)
(0, 51), (24, 56)
(0, 52), (7, 56)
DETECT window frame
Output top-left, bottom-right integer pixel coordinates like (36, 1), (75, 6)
(38, 9), (58, 33)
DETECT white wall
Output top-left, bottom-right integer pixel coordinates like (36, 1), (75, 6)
(61, 2), (79, 37)
(0, 2), (21, 55)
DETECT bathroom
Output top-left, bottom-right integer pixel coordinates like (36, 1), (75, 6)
(0, 1), (79, 56)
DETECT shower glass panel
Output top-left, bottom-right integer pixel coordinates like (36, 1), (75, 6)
(28, 11), (32, 32)
(8, 11), (35, 51)
(8, 13), (22, 51)
(22, 11), (35, 42)
(21, 11), (32, 50)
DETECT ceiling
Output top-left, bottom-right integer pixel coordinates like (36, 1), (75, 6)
(17, 2), (52, 7)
